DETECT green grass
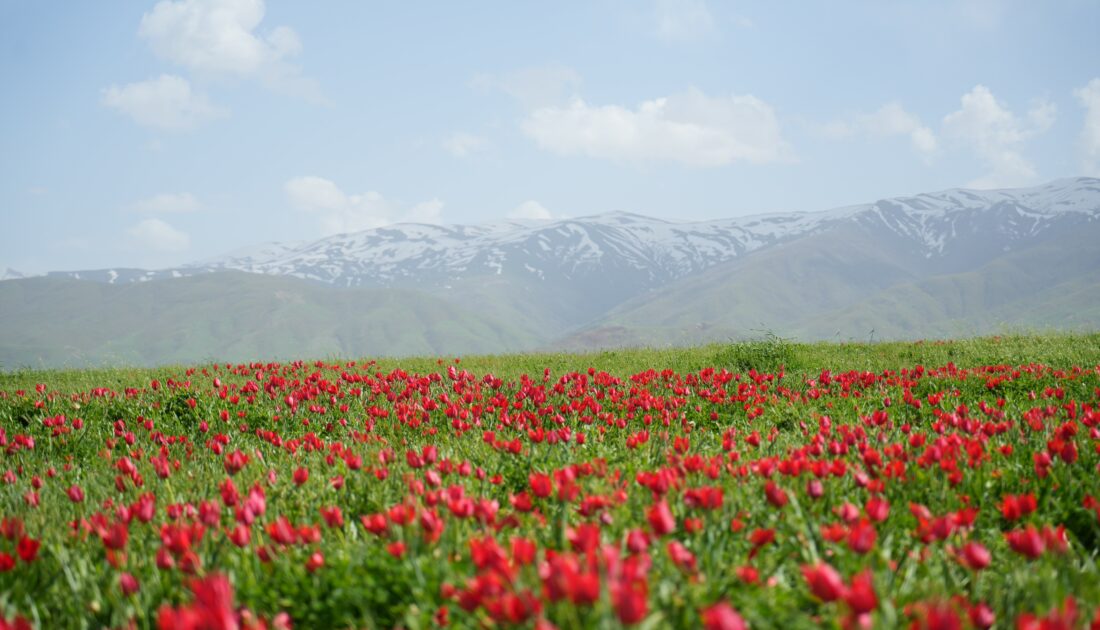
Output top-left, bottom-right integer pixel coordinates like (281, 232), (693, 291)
(2, 332), (1099, 628)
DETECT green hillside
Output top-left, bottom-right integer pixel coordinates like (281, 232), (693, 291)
(564, 221), (1100, 347)
(0, 272), (538, 369)
(794, 223), (1100, 339)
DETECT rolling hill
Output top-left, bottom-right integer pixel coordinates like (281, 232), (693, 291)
(0, 272), (535, 369)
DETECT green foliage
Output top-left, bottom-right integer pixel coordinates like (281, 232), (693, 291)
(711, 331), (796, 373)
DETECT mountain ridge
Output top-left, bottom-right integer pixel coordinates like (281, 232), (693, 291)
(42, 177), (1100, 289)
(5, 177), (1099, 367)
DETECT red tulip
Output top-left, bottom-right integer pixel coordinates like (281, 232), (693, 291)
(612, 580), (648, 625)
(702, 602), (747, 630)
(865, 496), (890, 522)
(120, 572), (140, 596)
(529, 473), (553, 498)
(667, 540), (697, 573)
(1006, 526), (1045, 559)
(806, 479), (824, 499)
(16, 537), (39, 564)
(968, 602), (995, 629)
(959, 541), (991, 571)
(305, 551), (324, 573)
(764, 481), (789, 508)
(847, 519), (877, 554)
(647, 500), (676, 536)
(320, 506), (344, 529)
(802, 562), (846, 602)
(293, 467), (309, 486)
(844, 570), (877, 614)
(1000, 494), (1037, 521)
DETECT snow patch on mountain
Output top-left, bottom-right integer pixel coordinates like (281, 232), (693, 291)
(46, 177), (1100, 289)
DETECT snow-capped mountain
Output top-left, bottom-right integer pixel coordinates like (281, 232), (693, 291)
(45, 177), (1100, 290)
(8, 177), (1100, 367)
(0, 268), (29, 281)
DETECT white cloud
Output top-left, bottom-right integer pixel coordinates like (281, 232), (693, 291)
(129, 192), (202, 214)
(508, 200), (554, 220)
(473, 64), (581, 109)
(1074, 78), (1100, 176)
(521, 88), (791, 167)
(443, 132), (487, 158)
(137, 0), (319, 100)
(653, 0), (716, 42)
(942, 85), (1055, 188)
(126, 218), (190, 252)
(862, 103), (938, 155)
(140, 0), (299, 76)
(284, 176), (444, 235)
(102, 75), (225, 131)
(820, 103), (937, 157)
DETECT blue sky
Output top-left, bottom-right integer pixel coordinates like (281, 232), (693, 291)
(2, 0), (1099, 273)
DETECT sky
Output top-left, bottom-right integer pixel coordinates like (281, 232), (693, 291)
(2, 0), (1099, 273)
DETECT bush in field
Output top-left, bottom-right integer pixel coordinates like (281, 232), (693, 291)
(712, 331), (796, 374)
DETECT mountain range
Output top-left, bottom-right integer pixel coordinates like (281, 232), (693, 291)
(3, 177), (1099, 368)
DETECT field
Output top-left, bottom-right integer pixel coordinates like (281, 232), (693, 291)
(2, 333), (1100, 629)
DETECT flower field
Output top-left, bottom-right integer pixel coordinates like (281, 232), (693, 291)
(1, 335), (1100, 629)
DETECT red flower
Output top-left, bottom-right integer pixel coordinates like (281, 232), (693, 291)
(360, 513), (388, 537)
(119, 572), (140, 596)
(101, 522), (129, 551)
(223, 450), (249, 476)
(968, 602), (995, 629)
(806, 479), (824, 499)
(736, 565), (759, 585)
(419, 508), (444, 543)
(227, 524), (251, 548)
(702, 602), (747, 630)
(16, 537), (39, 564)
(511, 537), (537, 565)
(1005, 526), (1045, 559)
(157, 573), (237, 630)
(914, 601), (963, 630)
(865, 496), (890, 522)
(67, 485), (84, 503)
(305, 551), (324, 573)
(612, 579), (648, 625)
(529, 472), (553, 498)
(959, 541), (991, 571)
(647, 500), (676, 537)
(847, 519), (877, 554)
(1042, 525), (1069, 554)
(764, 481), (789, 508)
(843, 570), (877, 614)
(567, 523), (601, 554)
(1000, 494), (1037, 521)
(292, 467), (309, 486)
(626, 529), (650, 553)
(320, 506), (344, 529)
(667, 540), (697, 573)
(802, 562), (846, 602)
(749, 527), (776, 547)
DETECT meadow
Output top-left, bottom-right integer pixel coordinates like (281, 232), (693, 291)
(1, 333), (1099, 629)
